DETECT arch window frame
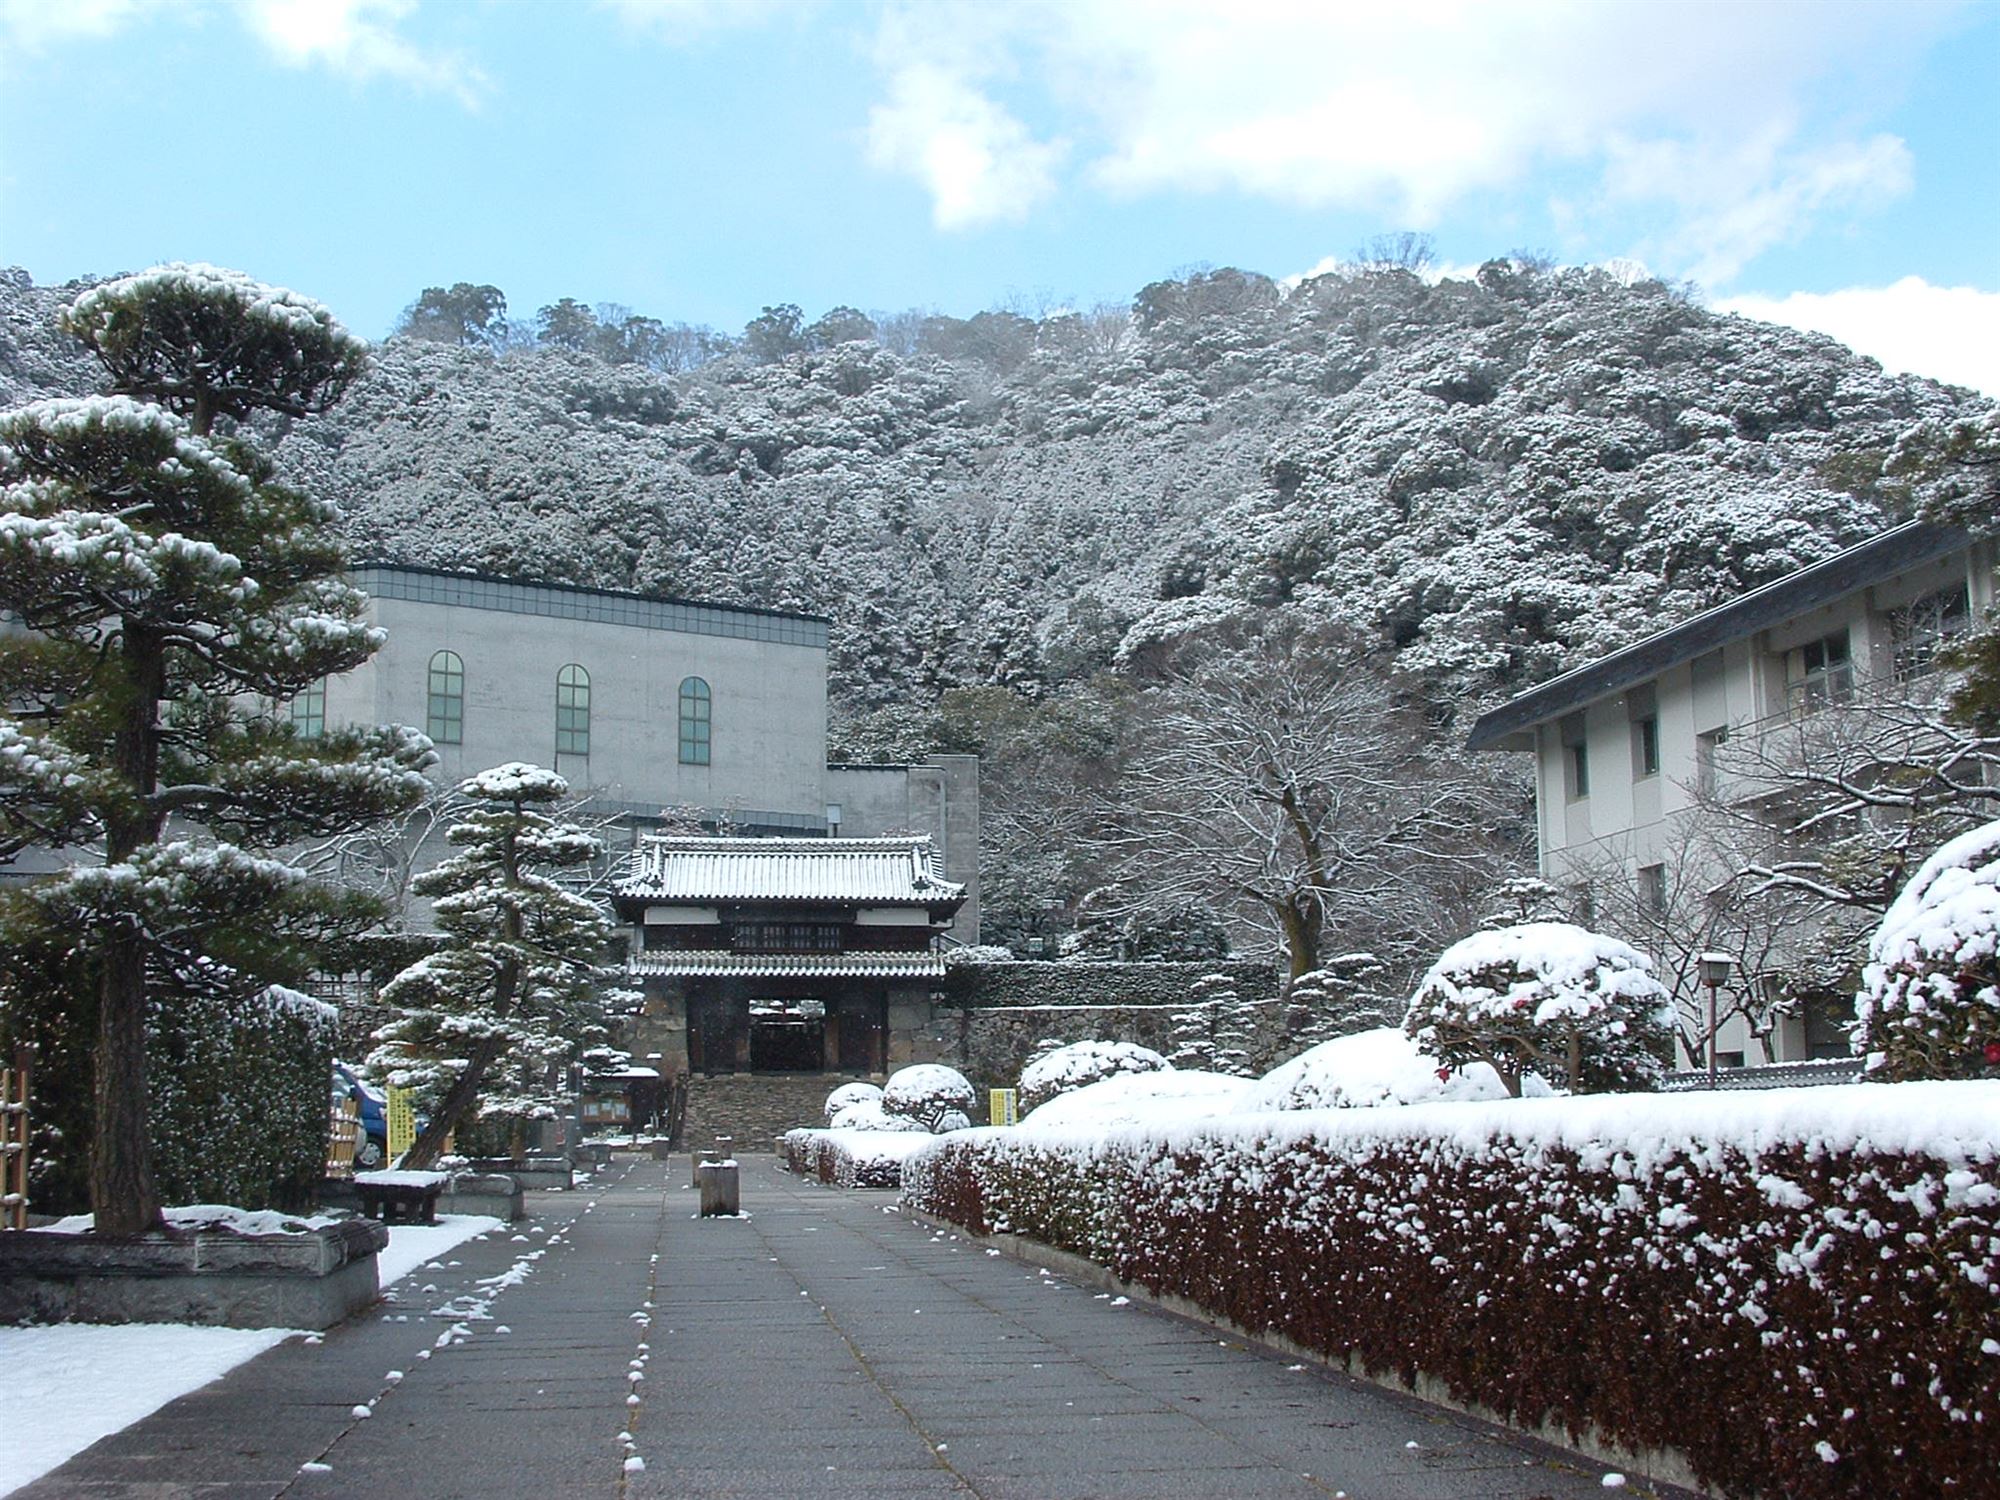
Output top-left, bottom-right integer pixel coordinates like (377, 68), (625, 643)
(427, 649), (465, 746)
(556, 662), (591, 758)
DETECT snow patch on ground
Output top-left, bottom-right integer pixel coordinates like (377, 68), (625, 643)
(0, 1214), (500, 1496)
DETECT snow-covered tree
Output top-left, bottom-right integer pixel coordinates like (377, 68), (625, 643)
(1167, 972), (1258, 1076)
(369, 764), (616, 1169)
(1017, 1040), (1168, 1114)
(1404, 922), (1673, 1096)
(1854, 820), (2000, 1080)
(0, 264), (432, 1234)
(1284, 952), (1396, 1049)
(881, 1063), (976, 1132)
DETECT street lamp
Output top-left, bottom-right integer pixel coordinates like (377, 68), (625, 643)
(1698, 952), (1735, 1088)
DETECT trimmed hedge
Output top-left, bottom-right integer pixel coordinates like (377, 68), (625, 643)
(782, 1128), (936, 1190)
(905, 1085), (2000, 1498)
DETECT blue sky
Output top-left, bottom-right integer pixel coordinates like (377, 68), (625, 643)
(2, 0), (1996, 391)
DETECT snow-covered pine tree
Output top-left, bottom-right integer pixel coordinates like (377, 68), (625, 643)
(370, 764), (616, 1169)
(1287, 952), (1394, 1047)
(0, 264), (433, 1234)
(1171, 972), (1256, 1074)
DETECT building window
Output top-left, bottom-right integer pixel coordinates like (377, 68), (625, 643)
(1633, 716), (1660, 777)
(290, 678), (325, 740)
(1889, 584), (1970, 684)
(1637, 862), (1667, 915)
(678, 676), (710, 765)
(427, 650), (464, 745)
(1696, 725), (1729, 797)
(1560, 713), (1589, 800)
(555, 663), (590, 757)
(732, 921), (841, 953)
(1788, 629), (1853, 713)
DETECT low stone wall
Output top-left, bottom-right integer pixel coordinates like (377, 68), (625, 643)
(680, 1072), (877, 1150)
(0, 1220), (388, 1329)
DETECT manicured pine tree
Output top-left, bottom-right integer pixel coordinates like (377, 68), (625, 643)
(0, 264), (433, 1234)
(370, 764), (616, 1169)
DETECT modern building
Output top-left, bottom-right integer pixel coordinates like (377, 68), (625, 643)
(1467, 520), (1993, 1067)
(305, 564), (980, 942)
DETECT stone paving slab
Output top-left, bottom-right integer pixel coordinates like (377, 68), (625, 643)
(21, 1153), (1699, 1500)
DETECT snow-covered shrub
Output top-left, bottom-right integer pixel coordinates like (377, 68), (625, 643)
(1239, 1026), (1548, 1111)
(1016, 1070), (1251, 1134)
(1168, 973), (1256, 1075)
(934, 1108), (973, 1133)
(882, 1063), (977, 1131)
(947, 944), (1017, 964)
(908, 1083), (2000, 1499)
(1283, 953), (1395, 1048)
(829, 1099), (926, 1132)
(1403, 922), (1672, 1095)
(781, 1127), (938, 1188)
(1856, 821), (2000, 1080)
(824, 1080), (883, 1124)
(1018, 1040), (1168, 1114)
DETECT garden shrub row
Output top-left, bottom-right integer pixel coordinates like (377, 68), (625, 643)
(904, 1084), (2000, 1498)
(782, 1128), (935, 1189)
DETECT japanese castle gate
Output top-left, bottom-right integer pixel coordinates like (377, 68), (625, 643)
(613, 836), (968, 1078)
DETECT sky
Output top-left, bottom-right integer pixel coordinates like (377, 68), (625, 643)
(1, 0), (1996, 393)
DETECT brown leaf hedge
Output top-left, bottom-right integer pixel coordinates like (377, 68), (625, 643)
(903, 1088), (2000, 1498)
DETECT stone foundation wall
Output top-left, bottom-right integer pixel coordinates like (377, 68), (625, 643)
(680, 1072), (878, 1151)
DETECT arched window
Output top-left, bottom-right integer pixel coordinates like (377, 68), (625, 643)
(426, 650), (464, 745)
(556, 663), (591, 757)
(678, 676), (710, 765)
(290, 678), (325, 740)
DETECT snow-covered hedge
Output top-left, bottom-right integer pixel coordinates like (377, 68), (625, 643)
(1857, 821), (2000, 1081)
(824, 1080), (884, 1124)
(1018, 1040), (1167, 1114)
(782, 1127), (939, 1189)
(905, 1084), (2000, 1497)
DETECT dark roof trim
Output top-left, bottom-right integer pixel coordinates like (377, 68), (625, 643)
(1466, 520), (1971, 752)
(350, 561), (830, 627)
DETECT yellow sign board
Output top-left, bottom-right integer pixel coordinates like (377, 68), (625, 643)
(386, 1086), (416, 1161)
(989, 1088), (1018, 1127)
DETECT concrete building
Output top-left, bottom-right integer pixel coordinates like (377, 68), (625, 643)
(1467, 521), (1993, 1068)
(305, 565), (979, 941)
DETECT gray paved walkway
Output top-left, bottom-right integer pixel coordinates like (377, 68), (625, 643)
(17, 1156), (1693, 1500)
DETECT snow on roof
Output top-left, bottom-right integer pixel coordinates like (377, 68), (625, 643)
(616, 835), (965, 907)
(628, 951), (948, 979)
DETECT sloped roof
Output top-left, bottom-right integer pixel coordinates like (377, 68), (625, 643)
(628, 951), (948, 979)
(1466, 521), (1972, 752)
(614, 835), (965, 909)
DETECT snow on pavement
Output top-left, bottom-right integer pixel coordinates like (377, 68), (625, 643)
(0, 1213), (500, 1498)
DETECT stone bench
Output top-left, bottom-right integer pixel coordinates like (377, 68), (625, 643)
(354, 1171), (448, 1225)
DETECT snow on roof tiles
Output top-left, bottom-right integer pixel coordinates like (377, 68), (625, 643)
(628, 951), (948, 979)
(615, 835), (965, 907)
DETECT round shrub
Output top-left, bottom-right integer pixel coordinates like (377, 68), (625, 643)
(824, 1080), (884, 1124)
(831, 1099), (928, 1132)
(1404, 921), (1671, 1096)
(882, 1063), (977, 1131)
(1018, 1040), (1169, 1114)
(1856, 820), (2000, 1080)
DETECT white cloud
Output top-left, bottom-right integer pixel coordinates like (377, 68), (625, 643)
(857, 0), (1959, 275)
(0, 0), (485, 106)
(236, 0), (485, 106)
(1718, 278), (2000, 397)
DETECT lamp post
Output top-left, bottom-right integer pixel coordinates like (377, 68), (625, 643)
(1698, 952), (1735, 1088)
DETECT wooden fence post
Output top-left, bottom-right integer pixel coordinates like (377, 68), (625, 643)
(2, 1044), (31, 1231)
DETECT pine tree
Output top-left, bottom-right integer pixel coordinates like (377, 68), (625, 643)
(370, 765), (616, 1169)
(0, 264), (433, 1233)
(1170, 972), (1257, 1075)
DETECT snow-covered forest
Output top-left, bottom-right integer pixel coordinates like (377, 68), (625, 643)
(3, 256), (1988, 965)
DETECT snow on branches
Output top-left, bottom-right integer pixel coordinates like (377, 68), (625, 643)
(1403, 921), (1672, 1096)
(1856, 820), (2000, 1081)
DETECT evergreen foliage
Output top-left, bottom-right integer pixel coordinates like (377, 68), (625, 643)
(369, 763), (617, 1168)
(1403, 922), (1673, 1096)
(0, 263), (431, 1233)
(1855, 821), (2000, 1081)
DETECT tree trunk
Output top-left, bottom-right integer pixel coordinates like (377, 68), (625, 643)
(401, 1031), (508, 1170)
(91, 624), (167, 1235)
(91, 939), (160, 1234)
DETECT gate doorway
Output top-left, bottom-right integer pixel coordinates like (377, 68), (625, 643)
(749, 998), (826, 1073)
